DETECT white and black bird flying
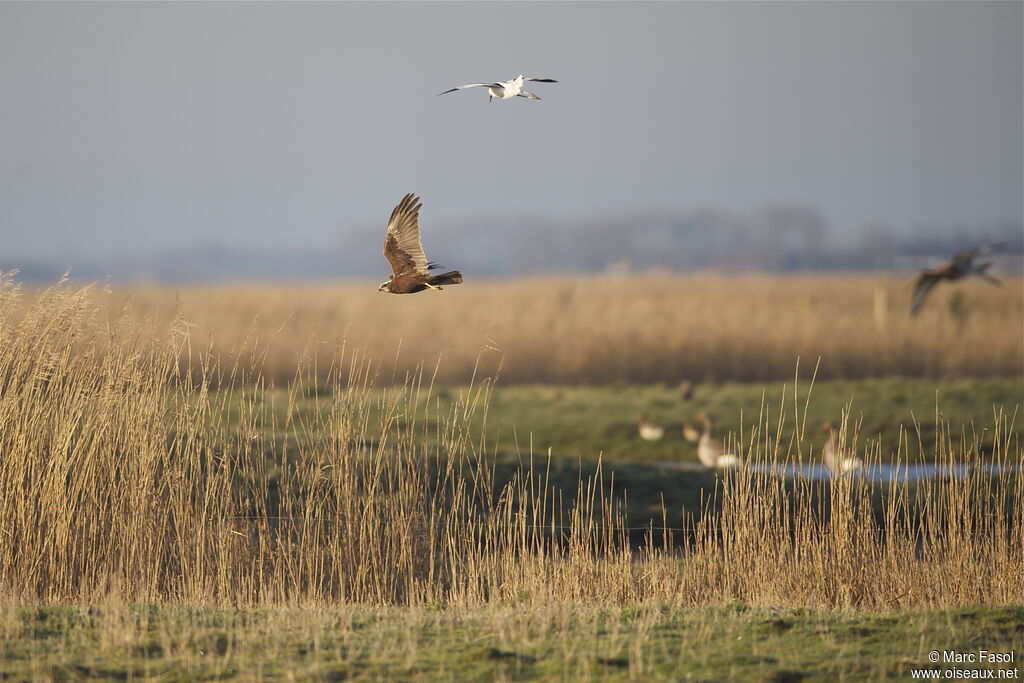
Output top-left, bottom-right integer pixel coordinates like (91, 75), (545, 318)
(437, 74), (558, 101)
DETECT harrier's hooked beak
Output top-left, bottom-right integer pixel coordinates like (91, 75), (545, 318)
(378, 281), (390, 292)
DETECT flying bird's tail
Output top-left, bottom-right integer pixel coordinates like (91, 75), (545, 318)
(428, 271), (463, 287)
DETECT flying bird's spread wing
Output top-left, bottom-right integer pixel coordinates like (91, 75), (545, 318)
(910, 243), (1005, 314)
(523, 77), (558, 83)
(384, 194), (432, 277)
(910, 272), (942, 315)
(436, 83), (501, 96)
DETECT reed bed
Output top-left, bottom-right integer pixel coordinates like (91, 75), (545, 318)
(0, 276), (1021, 610)
(81, 272), (1022, 386)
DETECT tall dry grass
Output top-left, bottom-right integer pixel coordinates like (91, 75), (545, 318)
(91, 272), (1024, 385)
(0, 275), (1021, 609)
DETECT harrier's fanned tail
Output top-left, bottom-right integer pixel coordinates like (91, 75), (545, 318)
(428, 271), (462, 287)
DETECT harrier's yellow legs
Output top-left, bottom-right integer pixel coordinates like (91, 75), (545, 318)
(425, 283), (442, 290)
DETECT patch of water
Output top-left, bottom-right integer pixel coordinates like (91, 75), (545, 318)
(744, 462), (1021, 483)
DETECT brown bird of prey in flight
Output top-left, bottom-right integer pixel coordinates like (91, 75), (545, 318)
(378, 194), (463, 294)
(909, 244), (1002, 315)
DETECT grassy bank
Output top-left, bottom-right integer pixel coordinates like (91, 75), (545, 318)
(3, 603), (1021, 681)
(318, 376), (1022, 464)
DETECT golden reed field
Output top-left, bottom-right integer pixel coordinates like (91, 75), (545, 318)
(80, 271), (1024, 386)
(0, 272), (1020, 612)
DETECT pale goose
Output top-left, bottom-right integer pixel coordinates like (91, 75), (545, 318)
(697, 413), (741, 469)
(820, 422), (863, 475)
(682, 421), (701, 443)
(638, 415), (665, 442)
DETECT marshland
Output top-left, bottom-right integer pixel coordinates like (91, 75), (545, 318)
(3, 2), (1023, 680)
(0, 272), (1021, 680)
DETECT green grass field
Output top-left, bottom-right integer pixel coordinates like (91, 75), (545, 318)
(289, 376), (1023, 464)
(3, 603), (1021, 681)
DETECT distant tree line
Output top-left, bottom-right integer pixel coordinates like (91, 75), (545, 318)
(6, 207), (1022, 282)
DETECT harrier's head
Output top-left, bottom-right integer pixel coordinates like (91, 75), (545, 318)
(378, 281), (391, 292)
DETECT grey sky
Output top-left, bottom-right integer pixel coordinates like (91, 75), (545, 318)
(1, 1), (1021, 262)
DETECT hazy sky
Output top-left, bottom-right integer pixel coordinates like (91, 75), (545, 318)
(1, 1), (1021, 261)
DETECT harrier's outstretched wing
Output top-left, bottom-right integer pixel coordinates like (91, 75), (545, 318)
(523, 77), (558, 83)
(436, 83), (501, 96)
(384, 194), (433, 278)
(910, 272), (942, 315)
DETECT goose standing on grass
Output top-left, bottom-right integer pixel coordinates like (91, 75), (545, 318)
(437, 74), (558, 101)
(820, 422), (863, 475)
(696, 413), (741, 469)
(638, 415), (665, 442)
(910, 244), (1003, 315)
(682, 421), (701, 443)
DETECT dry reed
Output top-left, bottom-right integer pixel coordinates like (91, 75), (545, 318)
(85, 272), (1024, 386)
(0, 275), (1020, 610)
